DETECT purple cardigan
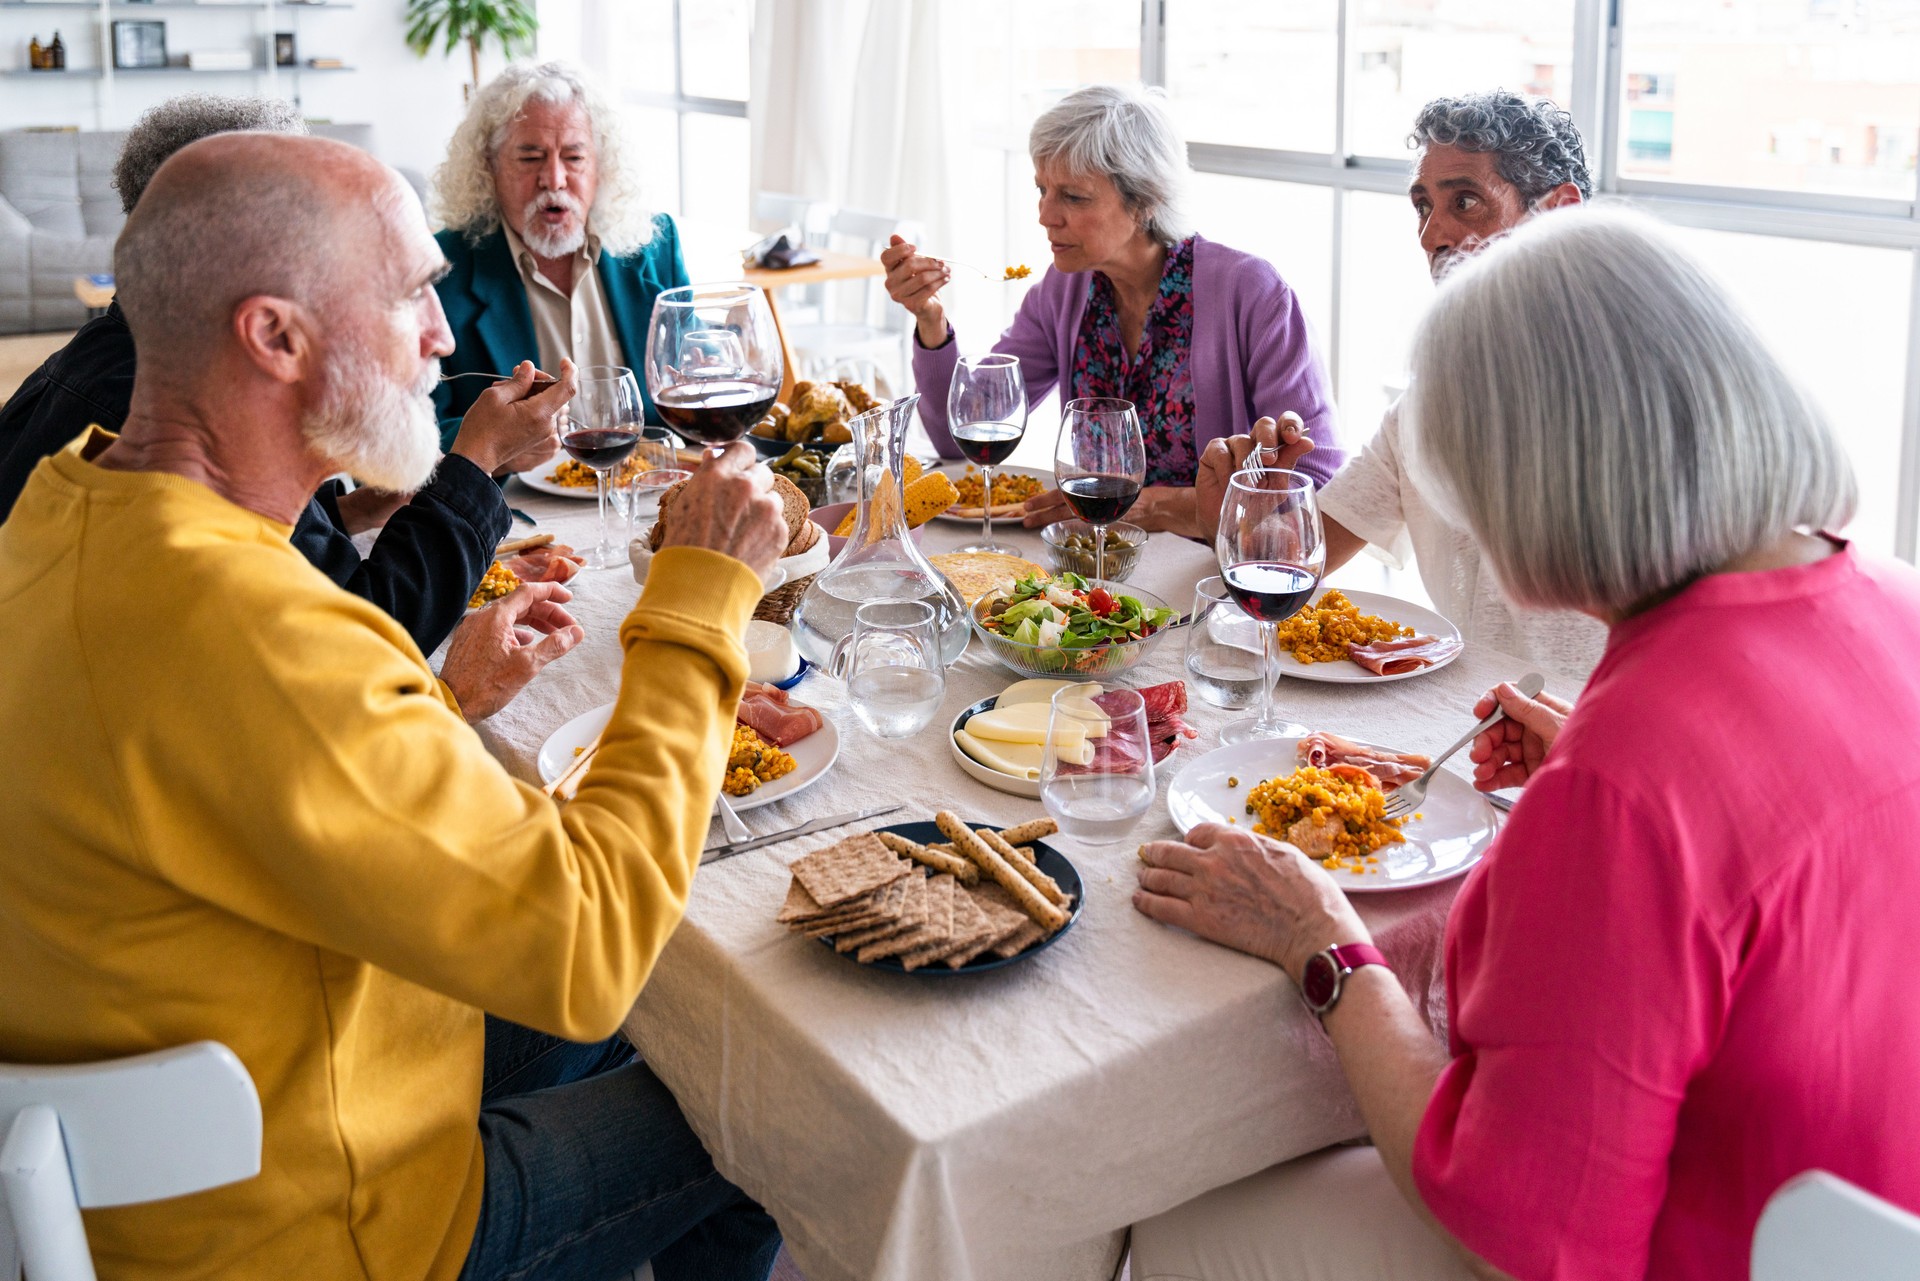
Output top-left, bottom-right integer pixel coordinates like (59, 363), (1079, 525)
(912, 235), (1344, 487)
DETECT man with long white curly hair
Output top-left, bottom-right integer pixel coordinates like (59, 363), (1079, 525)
(430, 60), (687, 429)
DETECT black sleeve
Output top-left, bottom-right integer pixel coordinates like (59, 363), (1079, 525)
(289, 454), (511, 654)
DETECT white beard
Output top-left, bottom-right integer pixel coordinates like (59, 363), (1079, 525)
(301, 341), (443, 493)
(519, 191), (587, 259)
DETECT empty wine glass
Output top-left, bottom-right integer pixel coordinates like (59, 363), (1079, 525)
(1054, 398), (1145, 583)
(947, 353), (1026, 553)
(567, 365), (644, 570)
(1215, 467), (1326, 744)
(615, 425), (685, 544)
(1184, 575), (1266, 709)
(829, 600), (946, 739)
(644, 283), (783, 457)
(1040, 685), (1154, 845)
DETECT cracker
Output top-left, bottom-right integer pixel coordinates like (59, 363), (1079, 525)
(936, 810), (1068, 931)
(837, 872), (929, 952)
(775, 877), (826, 923)
(965, 880), (1054, 962)
(790, 833), (910, 907)
(898, 874), (960, 970)
(795, 876), (910, 937)
(876, 830), (978, 884)
(988, 918), (1048, 959)
(975, 827), (1068, 907)
(996, 818), (1058, 846)
(912, 882), (999, 970)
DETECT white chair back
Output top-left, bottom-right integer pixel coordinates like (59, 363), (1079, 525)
(0, 1042), (261, 1281)
(1752, 1169), (1920, 1281)
(752, 191), (831, 246)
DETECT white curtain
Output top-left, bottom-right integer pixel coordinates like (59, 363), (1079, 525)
(749, 0), (960, 254)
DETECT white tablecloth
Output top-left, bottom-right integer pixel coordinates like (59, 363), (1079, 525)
(455, 480), (1578, 1281)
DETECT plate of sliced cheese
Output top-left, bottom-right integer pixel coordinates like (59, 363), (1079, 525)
(948, 677), (1111, 798)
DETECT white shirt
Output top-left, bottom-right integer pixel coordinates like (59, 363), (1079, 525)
(500, 222), (625, 376)
(1317, 400), (1610, 679)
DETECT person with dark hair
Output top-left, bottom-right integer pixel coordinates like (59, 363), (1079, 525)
(0, 93), (568, 658)
(1197, 89), (1607, 676)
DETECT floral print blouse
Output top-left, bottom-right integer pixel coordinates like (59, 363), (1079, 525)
(1068, 236), (1198, 486)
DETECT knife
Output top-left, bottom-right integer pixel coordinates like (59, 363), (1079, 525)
(702, 803), (905, 864)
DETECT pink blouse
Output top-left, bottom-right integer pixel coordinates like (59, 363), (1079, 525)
(1413, 544), (1920, 1280)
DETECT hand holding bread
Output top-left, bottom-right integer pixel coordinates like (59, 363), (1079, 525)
(651, 442), (789, 580)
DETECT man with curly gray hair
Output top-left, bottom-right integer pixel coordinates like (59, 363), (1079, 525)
(1198, 89), (1608, 677)
(429, 61), (688, 430)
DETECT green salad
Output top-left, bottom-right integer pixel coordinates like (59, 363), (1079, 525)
(979, 572), (1176, 651)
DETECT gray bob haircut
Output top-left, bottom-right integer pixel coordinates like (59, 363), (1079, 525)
(113, 94), (307, 213)
(431, 60), (655, 256)
(1030, 84), (1193, 245)
(1410, 90), (1592, 203)
(1403, 206), (1856, 616)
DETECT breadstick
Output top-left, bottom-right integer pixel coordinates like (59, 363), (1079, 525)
(996, 818), (1058, 846)
(876, 830), (977, 884)
(544, 731), (603, 800)
(975, 827), (1068, 907)
(934, 811), (1067, 931)
(496, 531), (556, 555)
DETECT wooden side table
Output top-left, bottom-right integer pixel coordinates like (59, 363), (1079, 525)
(743, 250), (885, 404)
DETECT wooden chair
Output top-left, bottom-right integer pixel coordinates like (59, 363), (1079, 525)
(0, 1042), (261, 1281)
(1752, 1169), (1920, 1280)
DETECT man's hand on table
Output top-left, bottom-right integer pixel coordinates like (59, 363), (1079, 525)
(440, 580), (584, 722)
(656, 441), (788, 579)
(1469, 681), (1574, 792)
(1196, 413), (1314, 541)
(449, 358), (578, 478)
(1133, 823), (1369, 983)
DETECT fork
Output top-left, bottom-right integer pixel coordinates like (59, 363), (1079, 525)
(1383, 671), (1545, 819)
(714, 792), (753, 844)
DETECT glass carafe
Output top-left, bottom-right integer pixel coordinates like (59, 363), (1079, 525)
(793, 394), (971, 668)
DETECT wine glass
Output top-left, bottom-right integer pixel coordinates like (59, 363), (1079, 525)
(1053, 398), (1145, 583)
(644, 283), (783, 458)
(1040, 686), (1154, 845)
(830, 601), (946, 739)
(947, 353), (1026, 553)
(567, 365), (645, 570)
(1215, 467), (1326, 744)
(1184, 574), (1266, 709)
(615, 425), (686, 544)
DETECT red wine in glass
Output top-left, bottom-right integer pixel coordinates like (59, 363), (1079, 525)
(1222, 562), (1319, 622)
(951, 421), (1024, 467)
(563, 428), (640, 470)
(654, 381), (778, 447)
(1061, 474), (1142, 525)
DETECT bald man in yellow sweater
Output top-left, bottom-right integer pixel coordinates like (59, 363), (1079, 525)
(0, 134), (788, 1280)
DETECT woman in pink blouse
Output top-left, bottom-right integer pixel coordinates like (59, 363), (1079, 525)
(1128, 207), (1920, 1280)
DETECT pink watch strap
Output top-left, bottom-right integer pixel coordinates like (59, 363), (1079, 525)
(1327, 943), (1387, 972)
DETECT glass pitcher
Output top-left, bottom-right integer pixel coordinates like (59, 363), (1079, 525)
(792, 394), (971, 668)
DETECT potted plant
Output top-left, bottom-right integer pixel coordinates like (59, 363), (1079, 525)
(404, 0), (537, 95)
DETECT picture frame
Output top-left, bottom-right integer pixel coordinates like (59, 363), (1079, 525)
(274, 32), (296, 67)
(111, 20), (167, 70)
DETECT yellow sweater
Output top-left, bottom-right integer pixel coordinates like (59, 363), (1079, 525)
(0, 432), (760, 1280)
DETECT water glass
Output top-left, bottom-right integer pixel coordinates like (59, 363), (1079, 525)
(1183, 575), (1267, 709)
(830, 600), (946, 739)
(617, 426), (687, 543)
(1040, 686), (1154, 845)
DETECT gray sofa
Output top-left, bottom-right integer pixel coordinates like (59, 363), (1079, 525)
(0, 123), (425, 335)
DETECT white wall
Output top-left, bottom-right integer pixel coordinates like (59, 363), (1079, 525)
(0, 1), (517, 180)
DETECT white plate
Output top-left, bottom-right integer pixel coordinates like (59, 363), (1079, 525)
(1165, 736), (1498, 892)
(513, 467), (601, 500)
(933, 464), (1055, 522)
(947, 695), (1041, 799)
(1272, 589), (1463, 684)
(538, 702), (841, 812)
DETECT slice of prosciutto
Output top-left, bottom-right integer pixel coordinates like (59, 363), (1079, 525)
(1297, 730), (1430, 789)
(1346, 634), (1462, 677)
(1092, 680), (1198, 765)
(501, 543), (584, 584)
(737, 681), (823, 747)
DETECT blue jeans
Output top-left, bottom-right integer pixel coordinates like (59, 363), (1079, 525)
(460, 1017), (782, 1281)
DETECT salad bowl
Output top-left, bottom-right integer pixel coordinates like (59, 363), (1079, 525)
(970, 572), (1178, 679)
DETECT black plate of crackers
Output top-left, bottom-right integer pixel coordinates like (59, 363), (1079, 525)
(778, 817), (1083, 975)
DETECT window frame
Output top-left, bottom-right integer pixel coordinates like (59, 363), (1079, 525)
(1148, 0), (1920, 561)
(618, 0), (749, 222)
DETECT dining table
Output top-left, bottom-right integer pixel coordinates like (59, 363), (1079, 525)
(446, 462), (1580, 1281)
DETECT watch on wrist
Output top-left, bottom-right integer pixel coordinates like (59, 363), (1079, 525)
(1300, 942), (1389, 1021)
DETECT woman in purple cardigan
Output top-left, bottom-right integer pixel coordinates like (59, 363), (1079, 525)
(882, 84), (1343, 539)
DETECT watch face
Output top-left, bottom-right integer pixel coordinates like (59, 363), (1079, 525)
(1301, 951), (1338, 1011)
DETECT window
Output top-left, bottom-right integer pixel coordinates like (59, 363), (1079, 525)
(1165, 1), (1338, 153)
(603, 0), (749, 223)
(1616, 0), (1920, 200)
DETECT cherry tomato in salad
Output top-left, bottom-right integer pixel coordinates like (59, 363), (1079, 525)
(1086, 587), (1117, 617)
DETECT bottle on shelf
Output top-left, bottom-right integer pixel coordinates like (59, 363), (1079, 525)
(29, 35), (45, 71)
(49, 31), (65, 70)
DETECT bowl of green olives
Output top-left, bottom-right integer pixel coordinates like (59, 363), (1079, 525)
(766, 444), (834, 505)
(1040, 519), (1146, 582)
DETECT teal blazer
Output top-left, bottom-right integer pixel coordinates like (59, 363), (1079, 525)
(430, 214), (690, 444)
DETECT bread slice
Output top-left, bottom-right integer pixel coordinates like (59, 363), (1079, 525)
(649, 472), (811, 556)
